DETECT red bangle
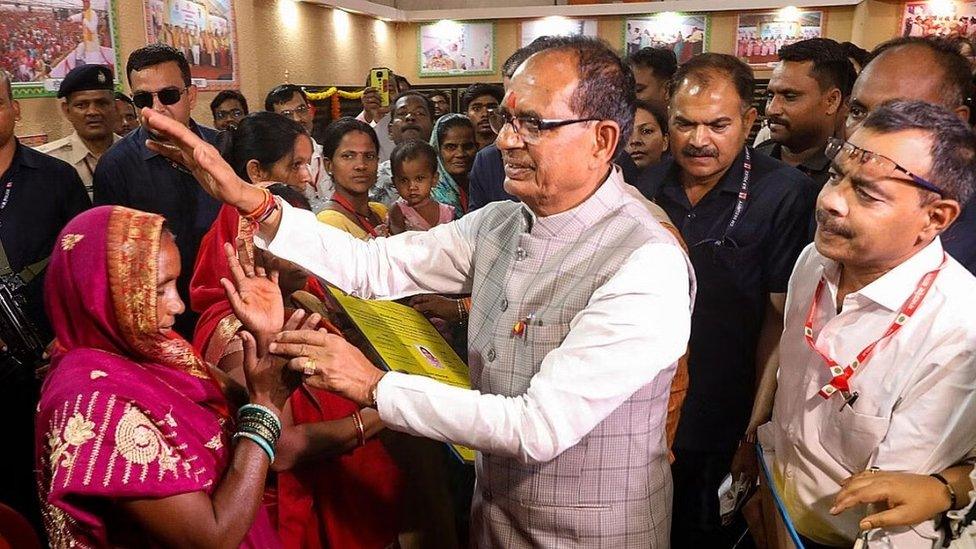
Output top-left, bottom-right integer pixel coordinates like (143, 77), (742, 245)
(352, 410), (366, 447)
(240, 188), (271, 219)
(253, 196), (280, 224)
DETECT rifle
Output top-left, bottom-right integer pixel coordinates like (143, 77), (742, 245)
(0, 240), (47, 378)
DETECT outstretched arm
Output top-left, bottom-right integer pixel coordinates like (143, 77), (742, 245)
(142, 108), (476, 300)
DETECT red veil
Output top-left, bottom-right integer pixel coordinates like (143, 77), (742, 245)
(190, 204), (404, 549)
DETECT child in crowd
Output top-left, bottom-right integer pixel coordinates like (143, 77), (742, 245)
(387, 140), (455, 234)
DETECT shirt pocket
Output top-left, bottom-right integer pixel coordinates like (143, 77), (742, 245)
(818, 398), (890, 472)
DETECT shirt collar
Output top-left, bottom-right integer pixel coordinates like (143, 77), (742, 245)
(140, 119), (204, 161)
(659, 147), (749, 194)
(819, 237), (946, 312)
(717, 147), (750, 194)
(768, 141), (830, 173)
(12, 140), (38, 170)
(520, 166), (626, 238)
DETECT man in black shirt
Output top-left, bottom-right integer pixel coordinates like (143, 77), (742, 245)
(0, 70), (91, 531)
(842, 36), (976, 275)
(93, 44), (219, 337)
(756, 38), (856, 190)
(634, 54), (815, 548)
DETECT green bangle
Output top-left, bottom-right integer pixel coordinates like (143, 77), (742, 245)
(238, 404), (282, 431)
(238, 421), (279, 447)
(238, 413), (281, 439)
(234, 431), (275, 463)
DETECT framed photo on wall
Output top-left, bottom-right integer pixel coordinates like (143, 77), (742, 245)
(2, 0), (121, 99)
(418, 20), (495, 77)
(521, 18), (598, 48)
(144, 0), (240, 90)
(902, 1), (976, 37)
(736, 10), (824, 68)
(623, 13), (709, 63)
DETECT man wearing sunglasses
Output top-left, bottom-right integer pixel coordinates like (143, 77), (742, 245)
(93, 43), (220, 339)
(634, 53), (817, 547)
(759, 100), (976, 548)
(266, 84), (332, 213)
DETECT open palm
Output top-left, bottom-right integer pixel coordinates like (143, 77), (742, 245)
(220, 242), (284, 338)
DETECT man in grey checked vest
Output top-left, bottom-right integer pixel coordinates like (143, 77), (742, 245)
(145, 35), (695, 548)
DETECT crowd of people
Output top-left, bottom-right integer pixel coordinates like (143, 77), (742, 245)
(2, 27), (976, 549)
(0, 10), (94, 82)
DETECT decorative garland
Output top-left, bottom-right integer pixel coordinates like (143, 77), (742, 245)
(303, 87), (366, 121)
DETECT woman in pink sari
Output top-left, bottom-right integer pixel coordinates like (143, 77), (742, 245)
(36, 205), (295, 548)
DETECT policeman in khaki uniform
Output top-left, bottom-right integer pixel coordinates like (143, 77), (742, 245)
(37, 64), (120, 197)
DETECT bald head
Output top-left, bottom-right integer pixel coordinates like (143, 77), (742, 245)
(846, 42), (971, 137)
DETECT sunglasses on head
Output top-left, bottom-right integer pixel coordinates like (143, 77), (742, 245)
(132, 86), (188, 110)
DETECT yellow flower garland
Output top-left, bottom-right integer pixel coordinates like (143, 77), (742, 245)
(303, 86), (365, 101)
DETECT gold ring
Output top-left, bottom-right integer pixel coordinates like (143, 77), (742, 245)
(302, 358), (317, 377)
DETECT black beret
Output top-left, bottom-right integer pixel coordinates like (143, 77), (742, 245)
(57, 64), (114, 99)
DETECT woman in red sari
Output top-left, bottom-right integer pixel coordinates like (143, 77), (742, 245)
(191, 123), (405, 549)
(35, 205), (293, 548)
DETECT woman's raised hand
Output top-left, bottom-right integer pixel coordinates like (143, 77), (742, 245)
(142, 108), (261, 211)
(221, 242), (285, 342)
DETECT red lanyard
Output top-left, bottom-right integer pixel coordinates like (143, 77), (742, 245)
(804, 253), (946, 399)
(330, 192), (378, 237)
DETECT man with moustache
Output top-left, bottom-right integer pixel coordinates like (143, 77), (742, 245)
(635, 53), (816, 547)
(369, 91), (435, 207)
(761, 100), (976, 548)
(842, 36), (976, 275)
(38, 64), (120, 198)
(757, 38), (856, 190)
(93, 44), (219, 338)
(144, 36), (694, 547)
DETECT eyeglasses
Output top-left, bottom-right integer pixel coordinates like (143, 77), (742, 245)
(132, 87), (188, 109)
(278, 104), (310, 119)
(214, 108), (244, 120)
(824, 137), (945, 197)
(488, 108), (600, 144)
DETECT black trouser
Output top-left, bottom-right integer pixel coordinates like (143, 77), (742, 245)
(671, 447), (738, 549)
(0, 363), (42, 533)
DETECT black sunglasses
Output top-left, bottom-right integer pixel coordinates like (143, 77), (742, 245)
(132, 87), (188, 110)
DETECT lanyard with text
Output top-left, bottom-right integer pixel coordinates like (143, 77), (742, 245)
(330, 192), (379, 237)
(804, 253), (947, 399)
(724, 147), (751, 238)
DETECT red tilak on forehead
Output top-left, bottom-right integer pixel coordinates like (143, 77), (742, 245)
(505, 92), (517, 109)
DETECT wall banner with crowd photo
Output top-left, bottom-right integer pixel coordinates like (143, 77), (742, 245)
(735, 10), (824, 68)
(144, 0), (239, 90)
(521, 18), (598, 48)
(902, 1), (976, 38)
(623, 13), (709, 63)
(418, 20), (495, 77)
(2, 0), (121, 99)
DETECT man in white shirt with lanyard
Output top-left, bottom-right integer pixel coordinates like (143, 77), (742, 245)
(143, 36), (694, 547)
(760, 100), (976, 548)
